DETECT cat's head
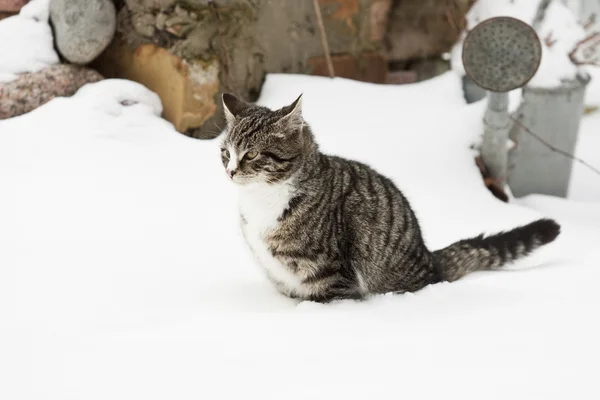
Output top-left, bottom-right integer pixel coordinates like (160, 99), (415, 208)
(219, 93), (314, 185)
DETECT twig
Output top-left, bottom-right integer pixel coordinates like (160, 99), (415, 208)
(569, 32), (600, 66)
(312, 0), (335, 78)
(544, 31), (557, 48)
(510, 116), (600, 177)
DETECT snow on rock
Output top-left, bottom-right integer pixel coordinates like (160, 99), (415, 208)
(0, 0), (58, 82)
(1, 73), (600, 399)
(451, 0), (587, 88)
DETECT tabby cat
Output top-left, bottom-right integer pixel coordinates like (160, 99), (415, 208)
(219, 93), (560, 303)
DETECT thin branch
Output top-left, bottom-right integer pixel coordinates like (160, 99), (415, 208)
(544, 31), (557, 48)
(510, 116), (600, 177)
(312, 0), (335, 78)
(569, 32), (600, 66)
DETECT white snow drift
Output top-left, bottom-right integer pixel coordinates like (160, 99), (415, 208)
(1, 73), (599, 400)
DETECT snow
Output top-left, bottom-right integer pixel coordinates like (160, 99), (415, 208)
(584, 66), (600, 106)
(0, 0), (58, 82)
(2, 0), (600, 397)
(451, 0), (587, 88)
(529, 0), (587, 87)
(569, 101), (600, 201)
(2, 72), (600, 399)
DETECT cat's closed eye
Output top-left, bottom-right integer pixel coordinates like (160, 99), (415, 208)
(244, 150), (258, 160)
(221, 149), (230, 159)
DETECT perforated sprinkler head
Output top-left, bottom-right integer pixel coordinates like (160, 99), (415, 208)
(462, 16), (542, 93)
(462, 17), (543, 188)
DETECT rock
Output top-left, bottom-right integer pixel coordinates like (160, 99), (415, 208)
(369, 0), (392, 42)
(0, 11), (15, 20)
(50, 0), (116, 64)
(93, 40), (220, 137)
(131, 12), (155, 38)
(0, 0), (28, 13)
(95, 0), (390, 138)
(0, 64), (103, 119)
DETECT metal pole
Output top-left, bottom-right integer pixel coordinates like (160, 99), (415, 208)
(462, 17), (542, 188)
(482, 92), (510, 183)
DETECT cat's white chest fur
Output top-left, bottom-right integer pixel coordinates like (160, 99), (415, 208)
(238, 180), (309, 297)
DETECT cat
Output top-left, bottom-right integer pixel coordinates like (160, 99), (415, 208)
(219, 93), (560, 303)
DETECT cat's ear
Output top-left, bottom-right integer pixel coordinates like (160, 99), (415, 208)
(222, 93), (248, 124)
(277, 94), (303, 126)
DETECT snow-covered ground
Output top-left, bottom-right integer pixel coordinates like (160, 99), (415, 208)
(2, 72), (600, 399)
(2, 1), (600, 399)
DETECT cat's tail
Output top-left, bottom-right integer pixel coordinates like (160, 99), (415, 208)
(433, 219), (560, 282)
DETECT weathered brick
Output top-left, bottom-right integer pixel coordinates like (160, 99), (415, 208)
(385, 0), (475, 61)
(309, 53), (357, 80)
(359, 51), (387, 83)
(386, 71), (418, 85)
(308, 51), (387, 84)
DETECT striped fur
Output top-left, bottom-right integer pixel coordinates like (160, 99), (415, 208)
(434, 219), (560, 282)
(220, 94), (561, 302)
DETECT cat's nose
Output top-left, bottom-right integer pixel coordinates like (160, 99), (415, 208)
(228, 170), (236, 178)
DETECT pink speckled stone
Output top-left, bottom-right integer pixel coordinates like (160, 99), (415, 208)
(0, 0), (28, 12)
(0, 64), (103, 119)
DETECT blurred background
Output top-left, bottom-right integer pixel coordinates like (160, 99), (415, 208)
(4, 0), (484, 138)
(1, 1), (598, 137)
(2, 0), (600, 199)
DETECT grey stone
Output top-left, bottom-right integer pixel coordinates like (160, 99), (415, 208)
(131, 12), (155, 37)
(50, 0), (116, 64)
